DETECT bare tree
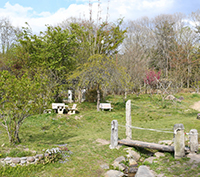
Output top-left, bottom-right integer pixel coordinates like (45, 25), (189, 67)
(0, 17), (20, 54)
(120, 17), (154, 95)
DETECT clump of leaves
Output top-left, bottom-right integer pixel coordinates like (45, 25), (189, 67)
(39, 148), (63, 165)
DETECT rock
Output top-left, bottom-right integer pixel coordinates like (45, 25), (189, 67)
(112, 161), (126, 171)
(165, 95), (175, 100)
(155, 152), (165, 158)
(21, 160), (26, 165)
(5, 160), (12, 165)
(113, 156), (125, 164)
(126, 149), (141, 161)
(4, 157), (11, 161)
(104, 170), (124, 177)
(35, 154), (43, 159)
(129, 159), (138, 167)
(128, 167), (138, 177)
(20, 157), (27, 160)
(12, 157), (20, 164)
(179, 96), (184, 100)
(144, 157), (156, 164)
(100, 164), (110, 170)
(5, 157), (12, 164)
(112, 156), (126, 171)
(135, 165), (155, 177)
(27, 156), (35, 162)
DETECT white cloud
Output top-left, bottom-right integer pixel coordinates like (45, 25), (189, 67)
(0, 0), (175, 33)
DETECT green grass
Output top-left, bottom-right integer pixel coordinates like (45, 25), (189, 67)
(0, 92), (200, 176)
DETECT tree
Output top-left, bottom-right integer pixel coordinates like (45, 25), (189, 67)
(0, 18), (22, 72)
(151, 14), (177, 78)
(144, 69), (161, 90)
(69, 54), (127, 111)
(120, 17), (154, 95)
(60, 18), (127, 65)
(0, 17), (21, 54)
(0, 70), (52, 144)
(61, 18), (127, 101)
(16, 25), (79, 101)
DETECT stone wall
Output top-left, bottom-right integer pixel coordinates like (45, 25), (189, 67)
(0, 147), (72, 167)
(0, 154), (44, 167)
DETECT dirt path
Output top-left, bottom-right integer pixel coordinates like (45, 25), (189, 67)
(190, 101), (200, 112)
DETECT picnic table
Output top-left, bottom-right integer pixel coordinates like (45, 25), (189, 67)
(52, 103), (68, 114)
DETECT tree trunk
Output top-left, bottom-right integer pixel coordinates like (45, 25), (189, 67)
(14, 130), (21, 144)
(97, 83), (100, 111)
(187, 53), (191, 88)
(118, 139), (174, 152)
(78, 87), (82, 103)
(125, 87), (127, 99)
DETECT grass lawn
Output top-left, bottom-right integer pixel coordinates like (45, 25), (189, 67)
(0, 92), (200, 176)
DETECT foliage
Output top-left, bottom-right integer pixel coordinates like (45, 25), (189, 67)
(0, 70), (53, 144)
(39, 148), (63, 165)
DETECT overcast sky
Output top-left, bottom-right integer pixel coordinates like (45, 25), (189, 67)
(0, 0), (199, 33)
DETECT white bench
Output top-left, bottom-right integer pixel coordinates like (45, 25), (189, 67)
(52, 103), (68, 114)
(99, 103), (113, 111)
(68, 104), (77, 115)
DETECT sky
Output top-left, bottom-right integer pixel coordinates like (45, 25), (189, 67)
(0, 0), (200, 33)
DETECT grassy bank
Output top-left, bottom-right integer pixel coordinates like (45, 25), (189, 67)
(0, 93), (200, 176)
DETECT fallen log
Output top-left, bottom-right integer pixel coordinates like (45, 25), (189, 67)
(118, 139), (174, 152)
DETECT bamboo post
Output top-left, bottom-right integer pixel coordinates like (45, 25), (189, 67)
(173, 124), (185, 159)
(126, 100), (132, 140)
(109, 120), (118, 149)
(189, 129), (198, 153)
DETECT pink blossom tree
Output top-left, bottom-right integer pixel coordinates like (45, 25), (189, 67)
(144, 69), (161, 92)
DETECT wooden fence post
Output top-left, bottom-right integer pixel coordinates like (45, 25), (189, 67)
(173, 124), (185, 159)
(110, 120), (118, 149)
(189, 129), (198, 153)
(126, 100), (132, 140)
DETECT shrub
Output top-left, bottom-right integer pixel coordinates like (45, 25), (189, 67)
(144, 69), (161, 89)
